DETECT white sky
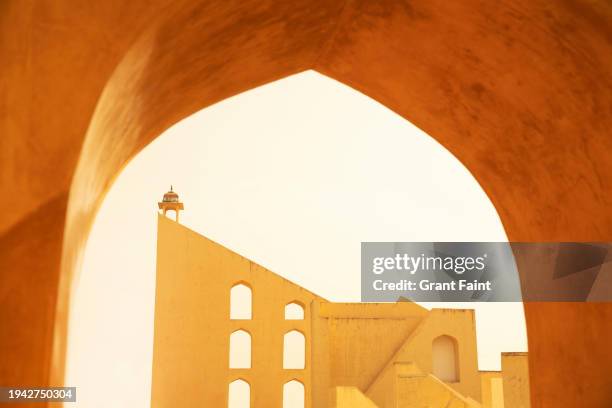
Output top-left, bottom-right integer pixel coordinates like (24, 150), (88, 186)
(65, 71), (527, 408)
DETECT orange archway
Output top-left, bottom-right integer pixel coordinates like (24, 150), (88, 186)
(1, 1), (611, 407)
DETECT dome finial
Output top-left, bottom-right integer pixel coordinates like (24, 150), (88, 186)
(170, 185), (173, 192)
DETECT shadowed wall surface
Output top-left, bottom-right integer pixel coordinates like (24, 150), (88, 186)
(0, 1), (611, 407)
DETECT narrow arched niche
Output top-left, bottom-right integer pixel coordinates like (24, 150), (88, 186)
(229, 330), (251, 369)
(228, 379), (250, 408)
(285, 302), (305, 320)
(283, 330), (306, 369)
(283, 380), (305, 408)
(230, 283), (252, 320)
(432, 335), (460, 382)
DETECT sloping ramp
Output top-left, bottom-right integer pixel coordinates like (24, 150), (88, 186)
(332, 386), (379, 408)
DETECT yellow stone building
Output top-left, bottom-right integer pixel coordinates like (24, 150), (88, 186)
(152, 192), (529, 407)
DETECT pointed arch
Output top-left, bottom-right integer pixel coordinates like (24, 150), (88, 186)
(283, 330), (305, 369)
(284, 301), (305, 320)
(228, 378), (250, 408)
(230, 282), (252, 320)
(229, 330), (251, 369)
(283, 379), (304, 408)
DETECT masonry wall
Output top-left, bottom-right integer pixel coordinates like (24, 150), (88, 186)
(368, 309), (481, 401)
(152, 215), (494, 407)
(151, 215), (320, 407)
(311, 302), (427, 407)
(502, 353), (530, 408)
(480, 371), (504, 408)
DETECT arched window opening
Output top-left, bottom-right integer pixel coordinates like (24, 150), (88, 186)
(432, 335), (459, 382)
(283, 380), (305, 408)
(229, 330), (251, 369)
(230, 283), (252, 320)
(228, 379), (250, 408)
(284, 302), (305, 320)
(283, 330), (305, 369)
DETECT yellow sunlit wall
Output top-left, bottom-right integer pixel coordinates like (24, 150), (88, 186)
(151, 215), (529, 407)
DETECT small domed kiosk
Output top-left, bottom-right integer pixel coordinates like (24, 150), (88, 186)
(158, 186), (184, 222)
